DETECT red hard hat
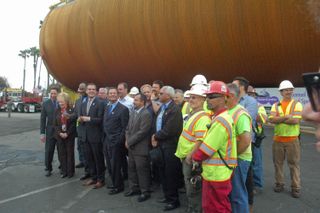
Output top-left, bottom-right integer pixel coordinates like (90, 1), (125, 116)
(205, 81), (229, 96)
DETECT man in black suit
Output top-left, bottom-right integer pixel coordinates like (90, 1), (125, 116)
(72, 83), (91, 181)
(79, 83), (106, 189)
(125, 93), (152, 202)
(151, 86), (183, 211)
(40, 86), (60, 177)
(103, 87), (129, 195)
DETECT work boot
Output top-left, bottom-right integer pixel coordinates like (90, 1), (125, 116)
(291, 189), (300, 198)
(273, 184), (284, 193)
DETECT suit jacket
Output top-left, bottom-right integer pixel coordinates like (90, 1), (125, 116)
(53, 108), (77, 141)
(72, 96), (87, 138)
(154, 101), (183, 150)
(40, 99), (58, 140)
(79, 97), (104, 143)
(126, 107), (152, 156)
(103, 102), (129, 147)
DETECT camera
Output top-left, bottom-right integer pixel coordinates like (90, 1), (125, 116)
(302, 72), (320, 112)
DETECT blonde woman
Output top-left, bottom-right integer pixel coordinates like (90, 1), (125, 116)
(54, 92), (76, 178)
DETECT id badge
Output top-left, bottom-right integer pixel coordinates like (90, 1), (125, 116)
(62, 124), (66, 132)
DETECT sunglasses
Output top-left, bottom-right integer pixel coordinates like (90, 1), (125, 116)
(207, 94), (223, 99)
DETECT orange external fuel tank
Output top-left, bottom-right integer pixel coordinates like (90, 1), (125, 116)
(40, 0), (320, 90)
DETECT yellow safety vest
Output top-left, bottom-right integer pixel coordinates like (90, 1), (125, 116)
(181, 102), (191, 116)
(199, 111), (237, 182)
(229, 105), (252, 161)
(270, 99), (302, 137)
(175, 111), (211, 159)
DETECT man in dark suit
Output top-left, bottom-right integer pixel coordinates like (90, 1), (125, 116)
(103, 87), (129, 195)
(40, 86), (60, 177)
(79, 83), (106, 189)
(125, 93), (152, 202)
(72, 83), (91, 181)
(151, 86), (183, 211)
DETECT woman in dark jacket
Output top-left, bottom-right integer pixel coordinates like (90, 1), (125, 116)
(54, 92), (76, 178)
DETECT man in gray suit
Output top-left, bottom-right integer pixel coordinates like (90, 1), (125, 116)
(40, 86), (60, 177)
(125, 93), (152, 202)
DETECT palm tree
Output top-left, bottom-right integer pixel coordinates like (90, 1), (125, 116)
(29, 47), (40, 93)
(37, 57), (43, 89)
(18, 49), (29, 96)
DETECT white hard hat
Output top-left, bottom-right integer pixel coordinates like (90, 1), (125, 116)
(184, 90), (191, 98)
(129, 87), (139, 95)
(188, 84), (207, 97)
(190, 74), (208, 86)
(278, 80), (294, 91)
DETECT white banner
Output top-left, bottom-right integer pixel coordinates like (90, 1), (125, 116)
(255, 87), (310, 108)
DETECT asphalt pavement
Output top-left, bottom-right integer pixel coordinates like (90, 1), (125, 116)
(0, 112), (319, 213)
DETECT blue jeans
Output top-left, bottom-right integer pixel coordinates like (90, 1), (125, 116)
(230, 159), (251, 213)
(253, 145), (263, 188)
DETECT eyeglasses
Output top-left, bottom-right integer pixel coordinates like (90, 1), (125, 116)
(206, 95), (223, 99)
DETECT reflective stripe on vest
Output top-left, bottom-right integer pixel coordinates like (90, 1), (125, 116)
(231, 107), (252, 140)
(274, 100), (301, 137)
(275, 100), (297, 116)
(200, 116), (233, 166)
(181, 111), (209, 143)
(203, 158), (237, 166)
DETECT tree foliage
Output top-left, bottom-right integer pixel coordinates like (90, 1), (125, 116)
(0, 76), (10, 91)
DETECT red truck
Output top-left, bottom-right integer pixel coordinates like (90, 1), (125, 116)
(0, 88), (42, 112)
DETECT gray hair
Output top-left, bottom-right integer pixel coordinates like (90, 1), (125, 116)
(162, 86), (175, 98)
(175, 89), (184, 95)
(227, 83), (240, 98)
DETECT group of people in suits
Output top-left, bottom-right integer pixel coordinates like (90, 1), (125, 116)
(40, 80), (184, 211)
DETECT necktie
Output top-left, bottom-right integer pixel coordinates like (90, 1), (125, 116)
(86, 99), (92, 114)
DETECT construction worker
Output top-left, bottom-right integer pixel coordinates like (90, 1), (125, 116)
(226, 83), (252, 213)
(175, 84), (211, 213)
(192, 81), (237, 213)
(181, 90), (191, 116)
(188, 74), (212, 116)
(269, 80), (303, 198)
(247, 85), (267, 195)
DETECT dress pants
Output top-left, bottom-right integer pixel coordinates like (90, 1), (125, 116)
(159, 147), (181, 204)
(45, 136), (58, 171)
(78, 138), (90, 174)
(84, 141), (105, 182)
(108, 144), (124, 189)
(57, 137), (75, 176)
(128, 151), (151, 193)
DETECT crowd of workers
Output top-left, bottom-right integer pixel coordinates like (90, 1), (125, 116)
(40, 74), (304, 213)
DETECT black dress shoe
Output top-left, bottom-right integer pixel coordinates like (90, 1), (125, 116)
(75, 163), (84, 168)
(61, 174), (67, 178)
(80, 173), (91, 181)
(137, 193), (150, 202)
(108, 188), (124, 195)
(157, 197), (169, 203)
(163, 202), (180, 211)
(68, 174), (74, 178)
(45, 171), (52, 177)
(44, 168), (49, 171)
(106, 185), (115, 189)
(124, 190), (141, 197)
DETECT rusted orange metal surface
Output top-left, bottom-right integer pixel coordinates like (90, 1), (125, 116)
(40, 0), (320, 90)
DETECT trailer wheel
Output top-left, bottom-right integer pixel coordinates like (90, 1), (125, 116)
(17, 104), (24, 113)
(24, 105), (29, 113)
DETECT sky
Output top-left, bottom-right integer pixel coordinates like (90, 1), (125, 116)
(0, 0), (55, 92)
